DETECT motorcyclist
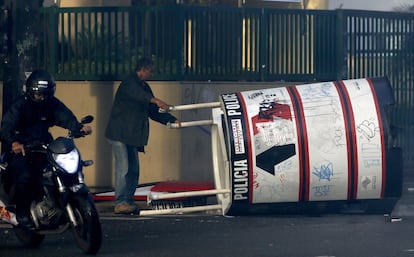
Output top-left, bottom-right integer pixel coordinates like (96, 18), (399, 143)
(0, 69), (92, 228)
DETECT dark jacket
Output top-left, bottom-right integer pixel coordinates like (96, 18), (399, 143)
(0, 96), (83, 148)
(105, 72), (177, 147)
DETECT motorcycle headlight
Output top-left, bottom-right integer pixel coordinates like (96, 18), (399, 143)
(53, 148), (80, 174)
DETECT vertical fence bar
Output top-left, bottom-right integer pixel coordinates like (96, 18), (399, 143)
(74, 12), (79, 75)
(49, 7), (58, 74)
(336, 9), (344, 80)
(87, 11), (91, 76)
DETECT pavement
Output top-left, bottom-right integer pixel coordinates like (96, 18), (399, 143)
(2, 176), (414, 257)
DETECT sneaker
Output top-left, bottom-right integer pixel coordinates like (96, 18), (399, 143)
(114, 202), (139, 215)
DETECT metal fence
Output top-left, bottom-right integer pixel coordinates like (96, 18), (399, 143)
(32, 7), (414, 82)
(35, 6), (341, 81)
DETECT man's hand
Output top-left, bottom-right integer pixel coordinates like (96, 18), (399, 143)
(167, 120), (181, 129)
(11, 141), (25, 156)
(151, 97), (171, 112)
(80, 125), (92, 135)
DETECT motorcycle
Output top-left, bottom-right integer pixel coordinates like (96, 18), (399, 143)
(0, 115), (102, 254)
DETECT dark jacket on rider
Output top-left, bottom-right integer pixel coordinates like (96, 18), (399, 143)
(0, 95), (83, 150)
(0, 95), (85, 220)
(105, 72), (177, 148)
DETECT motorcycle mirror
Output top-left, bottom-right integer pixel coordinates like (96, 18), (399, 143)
(81, 115), (94, 124)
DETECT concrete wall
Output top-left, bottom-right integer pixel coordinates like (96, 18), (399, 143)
(57, 0), (327, 9)
(57, 0), (131, 7)
(305, 0), (328, 9)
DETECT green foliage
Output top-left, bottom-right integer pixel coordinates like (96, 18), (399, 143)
(59, 23), (146, 76)
(75, 23), (126, 63)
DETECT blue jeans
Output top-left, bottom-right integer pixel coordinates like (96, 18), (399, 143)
(107, 139), (139, 205)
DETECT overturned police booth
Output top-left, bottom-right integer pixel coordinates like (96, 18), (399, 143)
(137, 77), (403, 216)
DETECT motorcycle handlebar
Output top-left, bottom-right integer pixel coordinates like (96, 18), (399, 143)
(70, 115), (94, 138)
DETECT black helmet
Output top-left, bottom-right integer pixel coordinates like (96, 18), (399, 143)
(25, 69), (56, 103)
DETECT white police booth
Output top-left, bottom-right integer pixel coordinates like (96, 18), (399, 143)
(138, 77), (402, 216)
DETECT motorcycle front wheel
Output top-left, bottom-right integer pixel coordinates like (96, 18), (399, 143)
(69, 194), (102, 254)
(14, 226), (45, 248)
